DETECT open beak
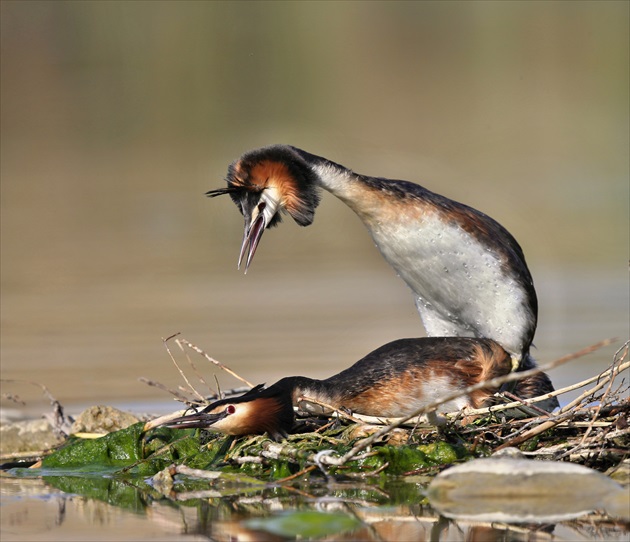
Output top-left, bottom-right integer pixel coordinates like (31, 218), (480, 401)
(165, 410), (228, 430)
(238, 201), (268, 273)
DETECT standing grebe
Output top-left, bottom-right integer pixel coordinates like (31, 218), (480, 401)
(207, 145), (558, 409)
(163, 337), (514, 440)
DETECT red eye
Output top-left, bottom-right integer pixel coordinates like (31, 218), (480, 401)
(226, 405), (236, 414)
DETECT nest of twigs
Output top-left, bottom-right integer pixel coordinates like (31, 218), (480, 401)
(141, 335), (629, 478)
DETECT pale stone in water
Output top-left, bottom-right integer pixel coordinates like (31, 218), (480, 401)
(428, 457), (629, 522)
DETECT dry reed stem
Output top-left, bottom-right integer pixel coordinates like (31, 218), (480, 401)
(1, 392), (25, 406)
(0, 379), (69, 437)
(274, 464), (317, 483)
(172, 336), (254, 388)
(578, 341), (628, 445)
(162, 333), (206, 402)
(174, 338), (217, 398)
(0, 450), (48, 462)
(450, 359), (627, 420)
(174, 464), (222, 480)
(297, 395), (365, 424)
(138, 377), (193, 404)
(497, 357), (628, 451)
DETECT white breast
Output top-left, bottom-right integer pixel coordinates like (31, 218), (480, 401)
(369, 215), (530, 358)
(310, 162), (532, 359)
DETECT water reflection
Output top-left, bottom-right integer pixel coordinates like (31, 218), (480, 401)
(1, 474), (628, 541)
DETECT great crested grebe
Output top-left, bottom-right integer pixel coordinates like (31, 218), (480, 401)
(207, 145), (558, 409)
(164, 337), (514, 440)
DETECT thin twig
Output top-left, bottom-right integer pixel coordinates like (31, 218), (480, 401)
(578, 341), (628, 446)
(341, 461), (390, 478)
(1, 379), (69, 437)
(214, 374), (223, 400)
(502, 391), (551, 416)
(162, 334), (206, 402)
(176, 339), (217, 398)
(497, 359), (629, 451)
(174, 464), (222, 480)
(231, 455), (264, 464)
(137, 377), (195, 403)
(275, 464), (317, 483)
(558, 361), (629, 416)
(449, 356), (629, 420)
(1, 393), (26, 406)
(297, 395), (365, 424)
(0, 450), (49, 462)
(175, 338), (254, 388)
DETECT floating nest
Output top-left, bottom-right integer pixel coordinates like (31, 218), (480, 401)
(2, 337), (628, 541)
(3, 336), (625, 487)
(141, 335), (629, 480)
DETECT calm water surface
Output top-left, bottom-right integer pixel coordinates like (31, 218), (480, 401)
(1, 267), (628, 541)
(2, 266), (628, 417)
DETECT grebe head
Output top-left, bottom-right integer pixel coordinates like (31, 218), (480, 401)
(166, 382), (295, 441)
(206, 145), (320, 272)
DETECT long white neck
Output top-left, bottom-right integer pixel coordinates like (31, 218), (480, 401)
(288, 146), (366, 206)
(290, 147), (536, 361)
(305, 159), (390, 223)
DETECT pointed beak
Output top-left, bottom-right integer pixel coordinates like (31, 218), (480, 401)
(238, 201), (267, 273)
(165, 410), (228, 430)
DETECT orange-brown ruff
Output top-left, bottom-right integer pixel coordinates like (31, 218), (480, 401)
(207, 145), (558, 410)
(165, 337), (515, 440)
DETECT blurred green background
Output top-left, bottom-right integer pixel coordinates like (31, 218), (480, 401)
(1, 1), (628, 412)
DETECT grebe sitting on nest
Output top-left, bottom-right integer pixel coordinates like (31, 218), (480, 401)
(161, 337), (531, 440)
